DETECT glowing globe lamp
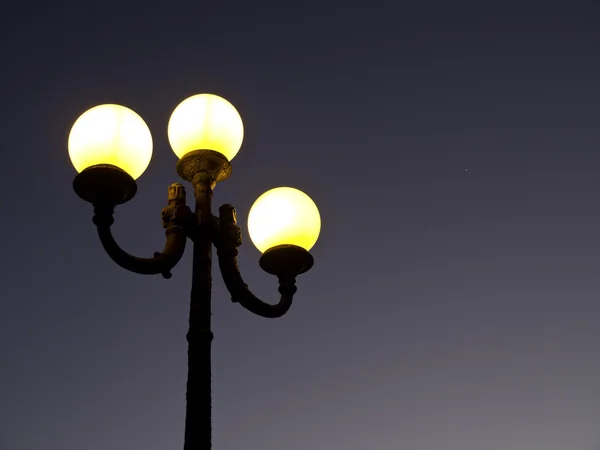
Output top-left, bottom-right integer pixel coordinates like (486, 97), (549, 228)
(68, 104), (153, 180)
(248, 187), (321, 253)
(167, 93), (244, 161)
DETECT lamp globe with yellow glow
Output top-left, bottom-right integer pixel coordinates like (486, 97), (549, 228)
(248, 187), (321, 253)
(167, 93), (244, 161)
(68, 104), (153, 180)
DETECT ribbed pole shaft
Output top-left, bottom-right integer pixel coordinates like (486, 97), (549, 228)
(184, 174), (215, 450)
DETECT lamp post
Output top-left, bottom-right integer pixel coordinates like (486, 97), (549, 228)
(68, 94), (321, 449)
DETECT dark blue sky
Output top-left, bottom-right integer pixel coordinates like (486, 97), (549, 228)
(2, 1), (600, 449)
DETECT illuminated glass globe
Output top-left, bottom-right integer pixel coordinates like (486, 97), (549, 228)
(68, 104), (153, 180)
(167, 93), (244, 161)
(248, 187), (321, 253)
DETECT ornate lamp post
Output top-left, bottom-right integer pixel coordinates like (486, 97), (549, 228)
(68, 94), (321, 449)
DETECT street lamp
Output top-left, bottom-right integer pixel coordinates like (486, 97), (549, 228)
(68, 94), (321, 449)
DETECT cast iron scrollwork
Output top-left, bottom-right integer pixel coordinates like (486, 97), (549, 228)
(92, 182), (191, 279)
(213, 204), (297, 318)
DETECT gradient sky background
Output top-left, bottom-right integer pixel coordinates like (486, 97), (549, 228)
(2, 1), (600, 449)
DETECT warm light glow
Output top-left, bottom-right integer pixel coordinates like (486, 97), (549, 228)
(248, 187), (321, 253)
(168, 93), (244, 161)
(68, 104), (153, 180)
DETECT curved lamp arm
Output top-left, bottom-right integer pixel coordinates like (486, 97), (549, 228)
(92, 183), (193, 279)
(214, 204), (297, 319)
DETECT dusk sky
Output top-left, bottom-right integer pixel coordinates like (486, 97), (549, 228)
(2, 1), (600, 449)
